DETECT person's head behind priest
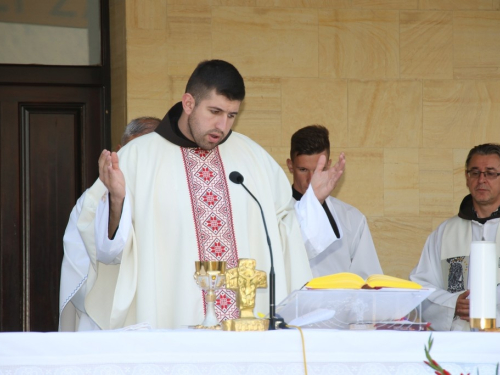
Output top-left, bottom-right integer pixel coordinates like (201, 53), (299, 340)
(178, 60), (246, 151)
(287, 125), (332, 195)
(117, 116), (161, 151)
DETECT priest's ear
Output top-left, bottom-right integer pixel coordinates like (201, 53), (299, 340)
(182, 93), (196, 115)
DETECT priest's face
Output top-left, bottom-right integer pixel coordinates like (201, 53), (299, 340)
(183, 90), (241, 150)
(287, 151), (331, 195)
(466, 153), (500, 217)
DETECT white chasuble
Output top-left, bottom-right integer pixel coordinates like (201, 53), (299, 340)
(75, 131), (312, 330)
(181, 147), (240, 321)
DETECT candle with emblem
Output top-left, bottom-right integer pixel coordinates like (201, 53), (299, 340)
(469, 241), (497, 331)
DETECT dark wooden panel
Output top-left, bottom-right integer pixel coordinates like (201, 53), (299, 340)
(0, 86), (103, 331)
(0, 66), (105, 86)
(0, 98), (23, 331)
(24, 107), (82, 331)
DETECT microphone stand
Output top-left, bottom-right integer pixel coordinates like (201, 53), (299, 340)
(229, 171), (286, 330)
(238, 182), (279, 330)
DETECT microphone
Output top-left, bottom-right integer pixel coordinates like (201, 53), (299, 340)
(228, 171), (282, 330)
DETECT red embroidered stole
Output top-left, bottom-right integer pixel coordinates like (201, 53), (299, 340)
(181, 147), (240, 321)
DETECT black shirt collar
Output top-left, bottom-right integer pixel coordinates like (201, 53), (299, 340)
(292, 185), (303, 201)
(458, 194), (500, 224)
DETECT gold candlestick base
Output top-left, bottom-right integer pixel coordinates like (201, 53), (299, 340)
(221, 318), (270, 331)
(470, 318), (496, 331)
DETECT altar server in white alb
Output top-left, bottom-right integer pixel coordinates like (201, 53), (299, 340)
(410, 143), (500, 331)
(59, 116), (160, 331)
(286, 125), (382, 279)
(63, 59), (312, 330)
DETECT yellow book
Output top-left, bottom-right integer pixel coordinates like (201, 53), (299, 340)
(306, 272), (422, 290)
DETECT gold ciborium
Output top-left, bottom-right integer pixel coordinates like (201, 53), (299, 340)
(194, 261), (226, 329)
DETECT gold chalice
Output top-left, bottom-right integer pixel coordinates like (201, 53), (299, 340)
(193, 261), (226, 328)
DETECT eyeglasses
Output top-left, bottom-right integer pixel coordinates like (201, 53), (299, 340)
(466, 170), (500, 180)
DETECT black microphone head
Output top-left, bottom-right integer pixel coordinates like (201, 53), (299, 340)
(229, 171), (244, 184)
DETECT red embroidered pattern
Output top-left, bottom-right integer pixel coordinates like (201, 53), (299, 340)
(182, 147), (239, 321)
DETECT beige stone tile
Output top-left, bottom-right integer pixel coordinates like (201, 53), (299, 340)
(453, 148), (470, 212)
(454, 11), (500, 79)
(384, 189), (420, 216)
(419, 170), (455, 217)
(319, 10), (399, 79)
(233, 110), (282, 147)
(165, 6), (213, 76)
(127, 0), (167, 30)
(384, 148), (419, 216)
(353, 0), (418, 9)
(127, 34), (169, 101)
(333, 148), (384, 217)
(418, 0), (494, 9)
(419, 148), (458, 216)
(255, 0), (350, 7)
(400, 11), (453, 79)
(167, 75), (191, 105)
(267, 146), (293, 181)
(281, 78), (348, 149)
(368, 217), (433, 278)
(419, 148), (453, 171)
(127, 99), (170, 123)
(243, 78), (282, 113)
(212, 7), (318, 78)
(496, 0), (500, 10)
(231, 78), (283, 146)
(214, 0), (256, 5)
(431, 217), (448, 231)
(348, 80), (422, 147)
(423, 80), (500, 148)
(167, 0), (211, 4)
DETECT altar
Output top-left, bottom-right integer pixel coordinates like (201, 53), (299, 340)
(0, 329), (499, 374)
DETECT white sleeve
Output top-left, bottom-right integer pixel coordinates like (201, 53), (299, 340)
(409, 223), (460, 331)
(348, 217), (383, 278)
(94, 189), (132, 265)
(294, 184), (338, 259)
(497, 284), (500, 326)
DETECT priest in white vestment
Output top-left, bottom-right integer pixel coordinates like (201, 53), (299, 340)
(59, 117), (160, 331)
(61, 60), (312, 330)
(286, 125), (382, 279)
(410, 143), (500, 331)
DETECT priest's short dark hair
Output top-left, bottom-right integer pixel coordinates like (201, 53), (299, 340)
(185, 59), (245, 103)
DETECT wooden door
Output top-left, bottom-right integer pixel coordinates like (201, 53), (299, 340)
(0, 85), (106, 331)
(0, 0), (110, 332)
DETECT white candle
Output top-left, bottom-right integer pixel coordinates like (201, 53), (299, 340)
(469, 241), (497, 321)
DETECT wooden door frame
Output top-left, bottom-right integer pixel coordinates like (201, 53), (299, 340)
(0, 0), (111, 153)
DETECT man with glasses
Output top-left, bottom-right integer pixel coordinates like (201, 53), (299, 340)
(410, 143), (500, 331)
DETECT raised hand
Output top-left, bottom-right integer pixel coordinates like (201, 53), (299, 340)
(98, 149), (126, 238)
(311, 152), (346, 204)
(98, 149), (126, 200)
(455, 289), (470, 321)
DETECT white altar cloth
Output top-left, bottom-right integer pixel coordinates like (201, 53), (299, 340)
(0, 329), (499, 374)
